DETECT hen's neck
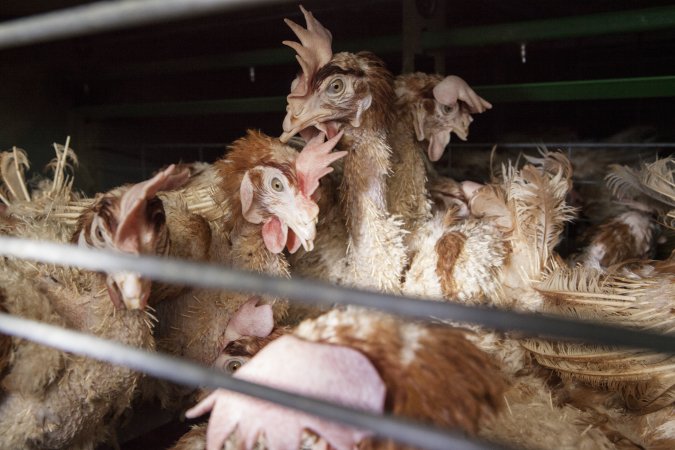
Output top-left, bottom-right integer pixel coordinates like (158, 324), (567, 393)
(33, 269), (153, 349)
(339, 125), (406, 293)
(388, 118), (433, 236)
(229, 219), (290, 279)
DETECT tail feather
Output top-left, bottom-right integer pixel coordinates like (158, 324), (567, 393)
(606, 156), (675, 229)
(525, 263), (675, 412)
(503, 148), (576, 272)
(44, 139), (79, 201)
(0, 139), (82, 220)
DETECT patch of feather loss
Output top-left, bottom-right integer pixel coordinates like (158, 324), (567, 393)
(399, 323), (426, 366)
(582, 243), (606, 270)
(653, 412), (675, 440)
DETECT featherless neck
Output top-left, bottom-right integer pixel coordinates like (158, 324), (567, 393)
(387, 121), (433, 235)
(388, 119), (429, 185)
(339, 125), (392, 232)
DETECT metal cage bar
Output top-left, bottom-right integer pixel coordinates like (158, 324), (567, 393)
(0, 236), (673, 448)
(0, 0), (295, 50)
(0, 236), (673, 354)
(75, 74), (675, 119)
(0, 312), (505, 450)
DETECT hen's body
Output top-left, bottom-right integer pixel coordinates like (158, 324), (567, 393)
(0, 224), (154, 449)
(388, 72), (490, 239)
(0, 212), (154, 449)
(173, 308), (506, 450)
(280, 10), (407, 293)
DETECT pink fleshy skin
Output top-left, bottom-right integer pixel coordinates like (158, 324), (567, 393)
(223, 297), (274, 344)
(186, 335), (386, 450)
(286, 228), (302, 254)
(282, 5), (333, 100)
(295, 131), (346, 198)
(262, 216), (287, 254)
(432, 75), (492, 114)
(461, 180), (484, 202)
(240, 172), (264, 225)
(427, 131), (451, 162)
(115, 164), (189, 253)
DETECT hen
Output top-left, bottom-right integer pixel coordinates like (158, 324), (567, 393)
(141, 131), (346, 410)
(175, 308), (506, 450)
(403, 151), (575, 315)
(400, 152), (628, 449)
(0, 164), (187, 449)
(281, 6), (406, 293)
(520, 158), (675, 448)
(389, 72), (491, 237)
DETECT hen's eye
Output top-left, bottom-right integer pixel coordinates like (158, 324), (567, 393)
(95, 227), (104, 240)
(327, 78), (345, 95)
(271, 177), (284, 192)
(442, 104), (456, 114)
(225, 359), (243, 373)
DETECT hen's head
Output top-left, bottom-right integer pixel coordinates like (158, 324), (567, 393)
(217, 130), (345, 254)
(395, 73), (491, 161)
(73, 165), (189, 310)
(280, 6), (394, 143)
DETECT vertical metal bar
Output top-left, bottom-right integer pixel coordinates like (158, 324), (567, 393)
(401, 0), (419, 73)
(429, 1), (446, 74)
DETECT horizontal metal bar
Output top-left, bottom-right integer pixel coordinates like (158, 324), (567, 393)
(86, 6), (675, 80)
(421, 5), (675, 48)
(76, 75), (675, 118)
(0, 236), (673, 354)
(0, 312), (500, 450)
(0, 0), (294, 50)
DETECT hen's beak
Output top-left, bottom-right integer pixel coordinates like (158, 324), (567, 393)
(450, 111), (473, 141)
(280, 99), (341, 143)
(279, 194), (319, 253)
(106, 272), (151, 310)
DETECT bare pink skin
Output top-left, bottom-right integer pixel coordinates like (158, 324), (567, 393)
(114, 164), (189, 254)
(222, 297), (275, 345)
(461, 180), (485, 202)
(186, 335), (386, 450)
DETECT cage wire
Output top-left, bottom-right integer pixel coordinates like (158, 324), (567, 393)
(0, 236), (674, 450)
(1, 1), (674, 448)
(0, 0), (297, 50)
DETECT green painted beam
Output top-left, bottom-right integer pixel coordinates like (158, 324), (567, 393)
(90, 6), (675, 79)
(475, 75), (675, 102)
(422, 5), (675, 48)
(77, 75), (675, 118)
(95, 35), (403, 79)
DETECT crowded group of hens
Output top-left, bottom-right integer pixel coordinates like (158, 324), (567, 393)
(0, 6), (673, 450)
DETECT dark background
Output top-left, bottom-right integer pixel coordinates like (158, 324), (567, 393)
(2, 2), (675, 447)
(1, 0), (674, 190)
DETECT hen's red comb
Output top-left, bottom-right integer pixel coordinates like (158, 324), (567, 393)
(296, 131), (346, 198)
(432, 75), (492, 114)
(283, 5), (333, 99)
(115, 164), (190, 252)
